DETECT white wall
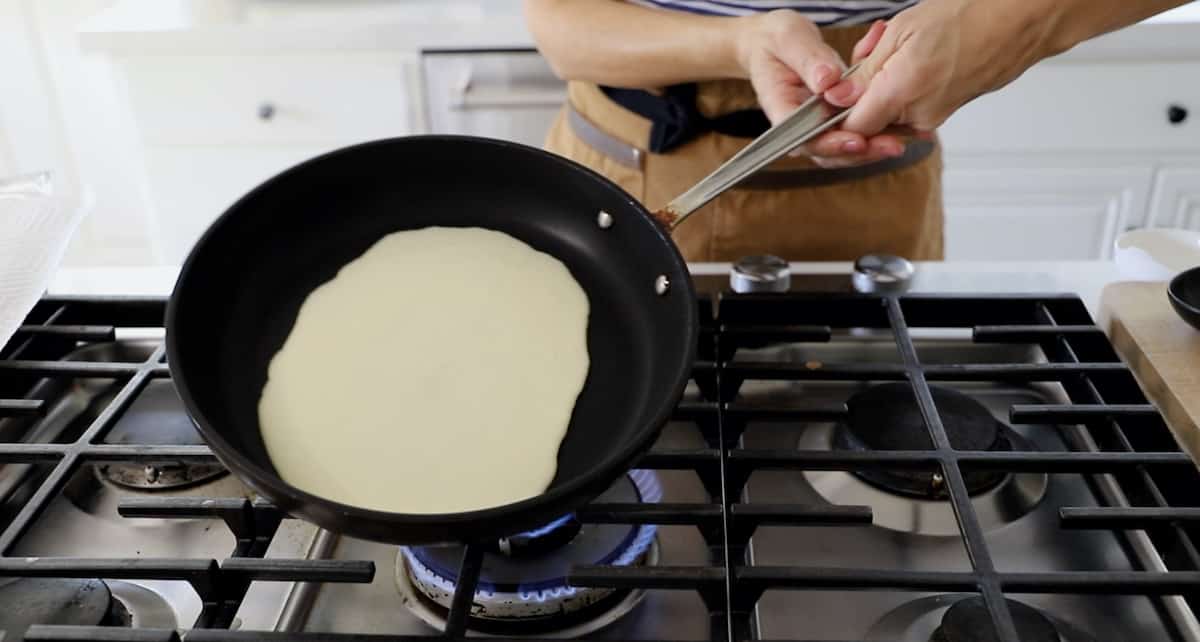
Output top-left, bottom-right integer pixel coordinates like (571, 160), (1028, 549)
(0, 0), (155, 266)
(0, 129), (13, 175)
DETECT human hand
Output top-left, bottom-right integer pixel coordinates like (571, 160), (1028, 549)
(827, 0), (1055, 136)
(734, 10), (909, 168)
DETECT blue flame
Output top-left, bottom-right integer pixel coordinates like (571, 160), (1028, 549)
(403, 470), (663, 606)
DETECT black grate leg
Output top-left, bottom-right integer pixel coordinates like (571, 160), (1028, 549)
(443, 543), (485, 637)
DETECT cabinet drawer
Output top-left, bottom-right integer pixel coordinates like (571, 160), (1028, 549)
(943, 165), (1155, 260)
(123, 54), (414, 145)
(1148, 165), (1200, 229)
(940, 62), (1200, 153)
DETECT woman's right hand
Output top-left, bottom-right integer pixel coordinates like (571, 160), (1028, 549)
(733, 11), (908, 168)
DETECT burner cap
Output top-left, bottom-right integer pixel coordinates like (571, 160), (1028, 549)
(836, 384), (1009, 497)
(0, 578), (120, 641)
(97, 461), (227, 491)
(98, 380), (227, 491)
(933, 596), (1061, 642)
(401, 470), (660, 630)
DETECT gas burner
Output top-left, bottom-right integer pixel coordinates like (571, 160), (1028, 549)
(836, 384), (1010, 498)
(801, 384), (1047, 536)
(864, 594), (1096, 642)
(96, 380), (227, 491)
(0, 578), (128, 641)
(395, 470), (661, 635)
(932, 596), (1060, 642)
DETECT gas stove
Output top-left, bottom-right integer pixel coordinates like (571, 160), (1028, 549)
(3, 278), (1200, 642)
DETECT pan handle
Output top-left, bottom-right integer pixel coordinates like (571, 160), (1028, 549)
(651, 62), (861, 230)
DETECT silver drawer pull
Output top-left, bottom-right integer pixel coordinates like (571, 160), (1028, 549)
(450, 86), (566, 110)
(257, 103), (276, 121)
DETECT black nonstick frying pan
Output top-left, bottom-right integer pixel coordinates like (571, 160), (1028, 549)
(167, 82), (856, 545)
(167, 135), (696, 545)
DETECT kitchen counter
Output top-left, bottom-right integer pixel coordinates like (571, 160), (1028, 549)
(79, 0), (1200, 60)
(48, 260), (1123, 317)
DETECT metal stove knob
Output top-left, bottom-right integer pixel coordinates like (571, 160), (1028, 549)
(731, 255), (791, 293)
(852, 254), (915, 294)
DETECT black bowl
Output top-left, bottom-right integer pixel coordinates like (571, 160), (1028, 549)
(1168, 266), (1200, 331)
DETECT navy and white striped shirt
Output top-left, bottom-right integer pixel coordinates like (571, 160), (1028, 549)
(628, 0), (918, 26)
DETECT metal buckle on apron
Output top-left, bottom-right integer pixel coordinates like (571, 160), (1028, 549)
(567, 105), (645, 170)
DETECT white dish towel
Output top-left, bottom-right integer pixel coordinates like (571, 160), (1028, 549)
(0, 172), (88, 351)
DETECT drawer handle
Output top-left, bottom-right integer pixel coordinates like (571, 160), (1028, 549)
(1168, 104), (1188, 125)
(451, 86), (566, 110)
(258, 102), (276, 121)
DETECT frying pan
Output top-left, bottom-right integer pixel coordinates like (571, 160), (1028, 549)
(166, 72), (857, 545)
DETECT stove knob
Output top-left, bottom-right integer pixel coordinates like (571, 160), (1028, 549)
(852, 254), (915, 294)
(731, 255), (791, 293)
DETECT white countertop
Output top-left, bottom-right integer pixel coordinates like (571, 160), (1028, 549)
(78, 0), (1200, 60)
(48, 260), (1124, 317)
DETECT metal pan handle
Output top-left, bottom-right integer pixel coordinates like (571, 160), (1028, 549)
(652, 62), (861, 229)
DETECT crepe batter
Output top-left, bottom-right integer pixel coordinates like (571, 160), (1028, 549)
(257, 227), (590, 514)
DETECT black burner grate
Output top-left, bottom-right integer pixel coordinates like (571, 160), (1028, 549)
(2, 293), (1199, 642)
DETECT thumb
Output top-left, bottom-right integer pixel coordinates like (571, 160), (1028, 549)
(771, 25), (848, 95)
(824, 21), (896, 109)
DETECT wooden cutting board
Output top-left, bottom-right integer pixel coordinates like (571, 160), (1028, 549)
(1100, 281), (1200, 463)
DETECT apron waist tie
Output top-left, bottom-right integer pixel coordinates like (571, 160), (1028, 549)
(567, 101), (934, 190)
(600, 83), (770, 153)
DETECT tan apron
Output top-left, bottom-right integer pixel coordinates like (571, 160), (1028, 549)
(543, 25), (944, 263)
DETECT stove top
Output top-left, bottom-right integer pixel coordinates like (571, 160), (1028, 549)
(2, 290), (1200, 642)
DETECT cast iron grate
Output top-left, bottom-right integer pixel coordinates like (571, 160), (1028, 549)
(1, 293), (1199, 642)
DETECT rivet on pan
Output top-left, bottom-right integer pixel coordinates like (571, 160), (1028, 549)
(596, 210), (614, 229)
(654, 275), (670, 296)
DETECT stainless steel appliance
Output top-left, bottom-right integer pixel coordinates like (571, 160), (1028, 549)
(2, 270), (1199, 642)
(420, 48), (565, 147)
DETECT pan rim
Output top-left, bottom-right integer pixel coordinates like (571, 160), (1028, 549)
(165, 134), (698, 540)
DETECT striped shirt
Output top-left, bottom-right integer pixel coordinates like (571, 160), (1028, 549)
(628, 0), (918, 26)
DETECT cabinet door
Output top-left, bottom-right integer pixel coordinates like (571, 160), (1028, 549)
(1148, 166), (1200, 230)
(943, 166), (1154, 260)
(142, 145), (339, 263)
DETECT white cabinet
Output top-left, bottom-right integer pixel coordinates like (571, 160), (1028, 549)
(1148, 165), (1200, 229)
(141, 144), (340, 262)
(125, 54), (415, 146)
(943, 164), (1156, 260)
(938, 62), (1200, 154)
(935, 59), (1198, 260)
(111, 51), (418, 263)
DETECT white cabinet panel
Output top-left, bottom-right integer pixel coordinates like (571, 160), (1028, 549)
(123, 53), (415, 145)
(944, 166), (1155, 260)
(1148, 166), (1200, 229)
(940, 62), (1199, 153)
(142, 145), (338, 263)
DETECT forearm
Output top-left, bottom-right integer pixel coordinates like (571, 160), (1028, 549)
(1029, 0), (1192, 57)
(523, 0), (744, 88)
(951, 0), (1190, 103)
